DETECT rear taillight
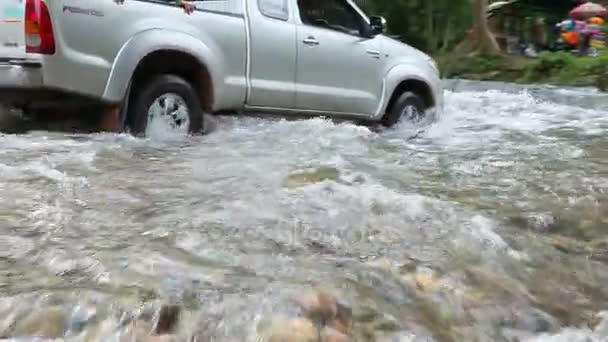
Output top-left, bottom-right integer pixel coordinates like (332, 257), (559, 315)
(25, 0), (55, 54)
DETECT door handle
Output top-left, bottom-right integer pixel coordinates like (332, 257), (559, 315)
(303, 36), (320, 46)
(366, 49), (381, 58)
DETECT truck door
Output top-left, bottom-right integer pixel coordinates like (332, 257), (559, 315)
(0, 0), (26, 60)
(246, 0), (297, 108)
(294, 0), (383, 115)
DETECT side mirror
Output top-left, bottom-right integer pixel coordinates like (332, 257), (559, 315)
(369, 16), (386, 35)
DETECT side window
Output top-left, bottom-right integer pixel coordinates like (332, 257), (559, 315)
(258, 0), (289, 21)
(297, 0), (365, 36)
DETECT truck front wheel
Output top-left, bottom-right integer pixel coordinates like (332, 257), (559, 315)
(127, 74), (204, 137)
(381, 91), (427, 128)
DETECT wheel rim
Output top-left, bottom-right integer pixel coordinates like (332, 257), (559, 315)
(145, 93), (191, 137)
(401, 104), (423, 123)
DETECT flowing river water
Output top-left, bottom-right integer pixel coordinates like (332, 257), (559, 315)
(0, 80), (607, 341)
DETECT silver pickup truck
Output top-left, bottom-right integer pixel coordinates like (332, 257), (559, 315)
(0, 0), (443, 136)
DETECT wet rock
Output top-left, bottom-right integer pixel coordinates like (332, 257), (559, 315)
(84, 318), (116, 342)
(321, 326), (351, 342)
(296, 291), (338, 324)
(372, 313), (401, 332)
(67, 304), (98, 335)
(590, 239), (608, 262)
(119, 318), (177, 342)
(546, 235), (589, 256)
(189, 314), (223, 341)
(121, 319), (152, 342)
(414, 272), (440, 293)
(258, 317), (320, 342)
(13, 306), (68, 338)
(144, 334), (177, 342)
(292, 290), (351, 334)
(513, 309), (559, 333)
(305, 240), (337, 256)
(500, 328), (536, 342)
(398, 259), (419, 275)
(154, 304), (181, 334)
(353, 304), (379, 323)
(332, 302), (352, 336)
(375, 331), (431, 342)
(285, 167), (341, 189)
(592, 311), (608, 335)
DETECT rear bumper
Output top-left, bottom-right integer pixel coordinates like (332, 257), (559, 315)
(0, 62), (105, 110)
(0, 62), (43, 89)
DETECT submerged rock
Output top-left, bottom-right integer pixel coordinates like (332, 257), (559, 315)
(67, 304), (98, 335)
(257, 317), (320, 342)
(415, 273), (440, 293)
(144, 334), (177, 342)
(331, 302), (352, 336)
(84, 319), (116, 341)
(13, 306), (68, 339)
(154, 304), (181, 334)
(285, 167), (341, 189)
(296, 291), (339, 324)
(119, 319), (177, 342)
(294, 290), (354, 338)
(321, 326), (351, 342)
(122, 319), (152, 342)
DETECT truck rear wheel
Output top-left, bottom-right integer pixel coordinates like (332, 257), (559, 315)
(127, 74), (204, 137)
(381, 91), (426, 128)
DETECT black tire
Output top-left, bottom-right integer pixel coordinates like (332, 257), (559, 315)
(381, 91), (427, 128)
(127, 74), (204, 136)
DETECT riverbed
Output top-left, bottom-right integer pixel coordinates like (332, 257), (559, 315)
(0, 80), (607, 341)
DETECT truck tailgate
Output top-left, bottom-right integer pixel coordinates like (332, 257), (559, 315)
(0, 0), (26, 60)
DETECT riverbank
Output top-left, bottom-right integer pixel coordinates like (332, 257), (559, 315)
(436, 51), (608, 91)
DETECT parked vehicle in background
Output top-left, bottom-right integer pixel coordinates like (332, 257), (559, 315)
(0, 0), (443, 137)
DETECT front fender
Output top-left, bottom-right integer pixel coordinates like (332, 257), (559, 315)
(374, 61), (442, 120)
(102, 28), (222, 104)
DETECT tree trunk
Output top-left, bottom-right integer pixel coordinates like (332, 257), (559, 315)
(441, 16), (453, 53)
(454, 0), (501, 56)
(472, 0), (501, 55)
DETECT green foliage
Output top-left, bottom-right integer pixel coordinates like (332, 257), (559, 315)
(437, 50), (608, 91)
(357, 0), (471, 53)
(524, 51), (608, 84)
(524, 51), (575, 81)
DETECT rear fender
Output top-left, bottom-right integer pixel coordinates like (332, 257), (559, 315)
(102, 29), (221, 105)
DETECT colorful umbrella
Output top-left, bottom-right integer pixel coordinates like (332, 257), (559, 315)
(570, 2), (608, 19)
